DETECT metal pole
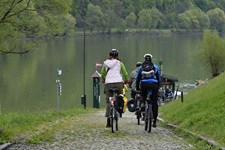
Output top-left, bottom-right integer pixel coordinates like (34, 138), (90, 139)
(83, 29), (86, 109)
(181, 92), (184, 102)
(56, 78), (60, 111)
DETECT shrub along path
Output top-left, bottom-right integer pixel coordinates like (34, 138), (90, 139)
(6, 109), (193, 150)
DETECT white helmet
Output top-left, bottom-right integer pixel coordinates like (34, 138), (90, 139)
(144, 54), (153, 60)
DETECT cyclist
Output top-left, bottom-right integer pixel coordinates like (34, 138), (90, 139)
(101, 49), (128, 127)
(135, 53), (161, 128)
(128, 62), (142, 100)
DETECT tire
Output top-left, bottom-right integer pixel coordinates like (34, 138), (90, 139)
(148, 106), (153, 133)
(136, 101), (141, 125)
(110, 108), (114, 133)
(145, 117), (148, 131)
(115, 109), (118, 131)
(137, 110), (141, 125)
(144, 105), (148, 131)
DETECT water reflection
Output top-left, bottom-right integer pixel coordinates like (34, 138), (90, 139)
(0, 34), (211, 113)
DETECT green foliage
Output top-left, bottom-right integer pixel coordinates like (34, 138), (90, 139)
(125, 12), (136, 28)
(200, 29), (225, 77)
(137, 9), (152, 30)
(159, 72), (225, 146)
(85, 3), (103, 32)
(177, 13), (191, 29)
(183, 8), (210, 30)
(150, 7), (164, 29)
(72, 0), (225, 33)
(206, 8), (225, 31)
(0, 0), (75, 54)
(3, 0), (225, 54)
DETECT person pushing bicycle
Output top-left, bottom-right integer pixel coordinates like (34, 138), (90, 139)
(101, 49), (128, 127)
(135, 53), (161, 128)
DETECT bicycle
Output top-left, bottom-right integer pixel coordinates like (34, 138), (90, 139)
(144, 89), (154, 133)
(135, 92), (142, 125)
(109, 88), (120, 133)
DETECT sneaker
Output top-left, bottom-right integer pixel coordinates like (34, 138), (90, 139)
(153, 122), (157, 128)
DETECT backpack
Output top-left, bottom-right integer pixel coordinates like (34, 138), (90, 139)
(116, 95), (124, 116)
(141, 61), (155, 78)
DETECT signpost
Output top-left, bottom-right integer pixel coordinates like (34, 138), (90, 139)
(56, 69), (62, 111)
(91, 71), (101, 108)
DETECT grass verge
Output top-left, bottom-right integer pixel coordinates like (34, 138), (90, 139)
(159, 72), (225, 148)
(0, 108), (90, 144)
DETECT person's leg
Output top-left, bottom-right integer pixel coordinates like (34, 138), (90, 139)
(140, 82), (148, 120)
(104, 84), (112, 127)
(105, 82), (123, 126)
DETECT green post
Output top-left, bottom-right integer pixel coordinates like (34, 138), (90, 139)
(91, 71), (101, 108)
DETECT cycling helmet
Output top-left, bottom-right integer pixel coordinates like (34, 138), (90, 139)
(144, 53), (153, 60)
(136, 62), (142, 67)
(109, 49), (119, 57)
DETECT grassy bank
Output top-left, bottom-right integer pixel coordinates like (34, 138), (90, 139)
(159, 73), (225, 148)
(0, 108), (91, 144)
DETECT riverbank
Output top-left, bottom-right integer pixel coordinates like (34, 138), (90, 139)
(72, 28), (203, 37)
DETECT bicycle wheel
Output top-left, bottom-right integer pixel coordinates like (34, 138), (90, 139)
(110, 108), (115, 133)
(115, 109), (118, 131)
(148, 105), (153, 133)
(136, 101), (141, 125)
(144, 103), (148, 131)
(137, 110), (141, 125)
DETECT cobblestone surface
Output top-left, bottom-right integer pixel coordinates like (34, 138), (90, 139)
(6, 110), (194, 150)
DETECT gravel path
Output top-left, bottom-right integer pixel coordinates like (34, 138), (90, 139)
(6, 109), (194, 150)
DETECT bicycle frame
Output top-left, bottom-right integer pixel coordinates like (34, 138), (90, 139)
(109, 88), (119, 133)
(135, 92), (142, 125)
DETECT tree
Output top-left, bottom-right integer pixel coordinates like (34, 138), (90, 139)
(137, 9), (152, 30)
(150, 7), (164, 29)
(0, 0), (73, 55)
(206, 8), (225, 32)
(125, 12), (137, 29)
(72, 0), (89, 27)
(200, 29), (225, 77)
(177, 13), (191, 29)
(100, 0), (120, 33)
(85, 3), (103, 32)
(183, 8), (210, 30)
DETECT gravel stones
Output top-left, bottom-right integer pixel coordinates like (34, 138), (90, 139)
(7, 110), (193, 150)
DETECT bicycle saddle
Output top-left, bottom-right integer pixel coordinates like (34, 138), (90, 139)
(109, 88), (119, 93)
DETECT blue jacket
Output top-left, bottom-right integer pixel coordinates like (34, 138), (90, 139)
(135, 63), (161, 90)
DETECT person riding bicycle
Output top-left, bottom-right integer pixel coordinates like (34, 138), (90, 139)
(135, 53), (160, 128)
(101, 49), (128, 127)
(128, 62), (142, 100)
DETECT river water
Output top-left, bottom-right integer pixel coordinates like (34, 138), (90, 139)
(0, 33), (211, 113)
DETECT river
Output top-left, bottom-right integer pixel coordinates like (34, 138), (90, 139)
(0, 33), (211, 113)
